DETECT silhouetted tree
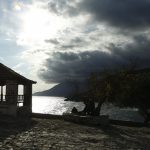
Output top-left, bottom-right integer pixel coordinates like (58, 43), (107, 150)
(87, 71), (114, 115)
(87, 68), (150, 123)
(112, 70), (150, 124)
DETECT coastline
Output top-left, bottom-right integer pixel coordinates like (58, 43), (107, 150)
(32, 113), (147, 127)
(0, 115), (150, 149)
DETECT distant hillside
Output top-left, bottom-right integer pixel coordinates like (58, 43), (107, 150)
(33, 81), (86, 97)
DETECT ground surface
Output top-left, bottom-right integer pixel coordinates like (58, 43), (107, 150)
(0, 118), (150, 150)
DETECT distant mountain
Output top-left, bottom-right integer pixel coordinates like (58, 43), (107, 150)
(33, 81), (86, 97)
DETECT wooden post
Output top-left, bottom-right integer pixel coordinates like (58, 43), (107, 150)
(1, 86), (3, 102)
(6, 81), (18, 105)
(24, 83), (32, 113)
(5, 81), (18, 117)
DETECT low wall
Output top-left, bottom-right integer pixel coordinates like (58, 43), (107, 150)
(31, 113), (150, 127)
(32, 113), (63, 120)
(63, 113), (109, 126)
(32, 113), (109, 126)
(0, 105), (17, 117)
(110, 119), (148, 127)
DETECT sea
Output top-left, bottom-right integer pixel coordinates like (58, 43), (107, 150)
(32, 96), (144, 122)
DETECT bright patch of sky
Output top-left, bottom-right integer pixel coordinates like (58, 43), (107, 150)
(0, 0), (142, 92)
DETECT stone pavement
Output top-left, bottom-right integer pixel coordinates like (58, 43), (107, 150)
(0, 118), (150, 150)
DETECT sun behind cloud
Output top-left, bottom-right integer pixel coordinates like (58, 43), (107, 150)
(14, 3), (21, 11)
(18, 6), (69, 47)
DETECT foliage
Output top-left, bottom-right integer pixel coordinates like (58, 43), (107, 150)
(87, 70), (115, 115)
(88, 68), (150, 122)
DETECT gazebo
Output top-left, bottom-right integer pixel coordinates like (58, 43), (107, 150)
(0, 63), (36, 116)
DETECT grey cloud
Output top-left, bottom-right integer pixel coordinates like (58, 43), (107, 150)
(60, 45), (77, 50)
(60, 37), (86, 50)
(53, 52), (79, 61)
(39, 35), (150, 83)
(48, 0), (66, 15)
(48, 0), (79, 17)
(79, 0), (150, 29)
(71, 37), (84, 44)
(45, 36), (87, 50)
(45, 39), (60, 45)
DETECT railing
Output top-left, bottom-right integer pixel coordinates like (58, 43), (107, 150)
(0, 95), (24, 106)
(17, 95), (24, 107)
(0, 95), (6, 102)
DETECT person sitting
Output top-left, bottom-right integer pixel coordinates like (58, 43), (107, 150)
(71, 107), (78, 114)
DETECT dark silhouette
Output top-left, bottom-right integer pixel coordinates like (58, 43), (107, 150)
(0, 63), (36, 117)
(82, 98), (95, 115)
(71, 107), (78, 114)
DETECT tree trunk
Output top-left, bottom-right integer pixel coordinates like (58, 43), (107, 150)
(144, 112), (150, 126)
(95, 102), (102, 116)
(140, 108), (150, 126)
(94, 98), (106, 116)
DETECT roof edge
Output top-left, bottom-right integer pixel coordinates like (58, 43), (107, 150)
(0, 63), (37, 84)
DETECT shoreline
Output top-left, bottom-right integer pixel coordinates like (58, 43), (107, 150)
(32, 113), (149, 127)
(0, 116), (150, 149)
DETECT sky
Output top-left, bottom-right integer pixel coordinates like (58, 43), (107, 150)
(1, 0), (150, 92)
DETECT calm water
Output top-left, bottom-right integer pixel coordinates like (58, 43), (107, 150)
(32, 96), (85, 115)
(32, 96), (144, 122)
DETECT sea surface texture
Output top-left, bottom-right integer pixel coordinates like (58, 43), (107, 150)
(32, 96), (144, 122)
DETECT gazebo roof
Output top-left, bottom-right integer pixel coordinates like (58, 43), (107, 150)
(0, 63), (36, 85)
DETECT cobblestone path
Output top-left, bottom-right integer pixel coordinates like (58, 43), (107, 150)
(0, 118), (150, 150)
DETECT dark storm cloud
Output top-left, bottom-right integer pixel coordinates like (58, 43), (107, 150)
(39, 51), (118, 83)
(40, 0), (150, 83)
(39, 35), (150, 83)
(48, 0), (150, 29)
(80, 0), (150, 29)
(110, 35), (150, 67)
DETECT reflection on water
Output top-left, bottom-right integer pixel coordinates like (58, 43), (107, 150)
(32, 96), (85, 115)
(32, 96), (144, 122)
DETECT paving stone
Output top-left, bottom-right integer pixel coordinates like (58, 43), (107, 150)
(0, 118), (149, 149)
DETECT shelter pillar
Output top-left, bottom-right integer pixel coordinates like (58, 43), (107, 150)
(1, 86), (3, 102)
(5, 81), (18, 116)
(24, 83), (32, 113)
(6, 81), (18, 104)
